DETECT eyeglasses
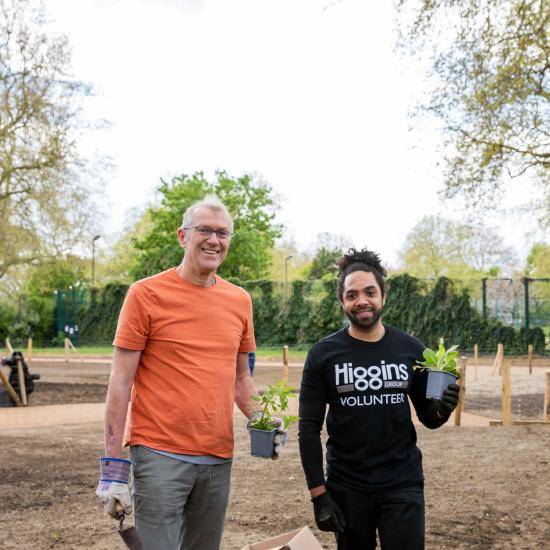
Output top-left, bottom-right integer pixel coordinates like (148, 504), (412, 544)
(184, 226), (233, 240)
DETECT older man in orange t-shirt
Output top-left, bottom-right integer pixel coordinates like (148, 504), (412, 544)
(95, 196), (283, 549)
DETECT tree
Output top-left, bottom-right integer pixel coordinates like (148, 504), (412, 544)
(399, 215), (516, 279)
(525, 242), (550, 277)
(132, 171), (281, 281)
(397, 0), (549, 224)
(306, 232), (352, 280)
(0, 0), (102, 278)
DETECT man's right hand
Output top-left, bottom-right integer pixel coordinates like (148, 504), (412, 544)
(312, 491), (345, 532)
(95, 457), (132, 519)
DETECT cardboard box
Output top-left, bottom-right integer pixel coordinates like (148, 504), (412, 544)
(240, 526), (323, 550)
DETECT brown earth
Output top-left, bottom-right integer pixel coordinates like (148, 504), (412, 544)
(1, 359), (549, 549)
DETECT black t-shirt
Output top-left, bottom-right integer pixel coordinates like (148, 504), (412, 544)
(298, 324), (447, 493)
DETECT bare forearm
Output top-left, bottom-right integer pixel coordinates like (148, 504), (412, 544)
(235, 372), (260, 418)
(104, 378), (132, 457)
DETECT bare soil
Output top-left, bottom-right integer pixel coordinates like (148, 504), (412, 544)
(1, 359), (549, 549)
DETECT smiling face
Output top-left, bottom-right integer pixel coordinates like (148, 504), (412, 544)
(341, 270), (386, 331)
(177, 206), (232, 277)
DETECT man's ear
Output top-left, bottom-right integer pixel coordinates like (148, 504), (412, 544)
(382, 291), (387, 307)
(177, 227), (186, 249)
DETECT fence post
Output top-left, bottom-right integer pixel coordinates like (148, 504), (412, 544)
(543, 372), (550, 422)
(528, 344), (533, 375)
(455, 356), (467, 427)
(502, 358), (512, 427)
(282, 345), (289, 382)
(27, 337), (33, 361)
(473, 344), (479, 381)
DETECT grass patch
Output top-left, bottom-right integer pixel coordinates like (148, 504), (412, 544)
(22, 345), (308, 361)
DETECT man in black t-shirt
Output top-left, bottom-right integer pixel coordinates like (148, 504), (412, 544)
(298, 248), (459, 550)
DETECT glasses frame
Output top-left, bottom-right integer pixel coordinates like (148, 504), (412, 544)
(183, 225), (234, 240)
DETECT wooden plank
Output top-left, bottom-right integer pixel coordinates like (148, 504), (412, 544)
(473, 344), (479, 381)
(528, 344), (533, 375)
(28, 337), (33, 361)
(0, 367), (22, 406)
(490, 420), (550, 426)
(16, 358), (27, 406)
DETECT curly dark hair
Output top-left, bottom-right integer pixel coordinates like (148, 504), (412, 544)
(337, 248), (387, 301)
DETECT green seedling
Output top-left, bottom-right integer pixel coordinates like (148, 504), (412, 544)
(250, 380), (299, 431)
(415, 342), (459, 377)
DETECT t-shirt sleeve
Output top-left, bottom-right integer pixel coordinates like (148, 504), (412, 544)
(113, 283), (151, 350)
(298, 348), (328, 489)
(238, 292), (256, 353)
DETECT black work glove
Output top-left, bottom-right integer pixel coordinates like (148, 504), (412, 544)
(312, 491), (345, 532)
(436, 383), (460, 417)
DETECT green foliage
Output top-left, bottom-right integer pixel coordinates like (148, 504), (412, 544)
(416, 343), (459, 376)
(250, 380), (298, 431)
(49, 274), (544, 355)
(307, 248), (341, 281)
(279, 280), (311, 345)
(78, 283), (130, 344)
(526, 243), (550, 278)
(383, 275), (545, 353)
(131, 171), (281, 281)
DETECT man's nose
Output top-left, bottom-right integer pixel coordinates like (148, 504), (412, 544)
(206, 231), (221, 244)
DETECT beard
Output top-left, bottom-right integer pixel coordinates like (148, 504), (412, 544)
(345, 305), (383, 330)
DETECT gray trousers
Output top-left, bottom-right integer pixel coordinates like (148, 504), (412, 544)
(131, 445), (232, 550)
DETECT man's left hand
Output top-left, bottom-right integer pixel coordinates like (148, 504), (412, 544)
(436, 383), (460, 417)
(247, 412), (287, 460)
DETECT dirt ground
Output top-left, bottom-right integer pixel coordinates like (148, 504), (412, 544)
(1, 358), (549, 549)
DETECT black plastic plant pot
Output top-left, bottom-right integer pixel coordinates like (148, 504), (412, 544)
(249, 427), (277, 458)
(426, 369), (459, 400)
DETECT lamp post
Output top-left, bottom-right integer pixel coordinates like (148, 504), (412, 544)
(285, 254), (293, 301)
(92, 235), (101, 287)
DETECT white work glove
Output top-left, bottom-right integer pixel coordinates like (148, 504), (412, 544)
(95, 457), (132, 519)
(247, 412), (287, 460)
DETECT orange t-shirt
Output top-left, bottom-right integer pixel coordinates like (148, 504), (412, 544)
(113, 268), (255, 458)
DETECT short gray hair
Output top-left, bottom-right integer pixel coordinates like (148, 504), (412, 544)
(181, 195), (233, 231)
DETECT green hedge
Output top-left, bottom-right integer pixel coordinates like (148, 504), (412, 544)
(74, 275), (545, 353)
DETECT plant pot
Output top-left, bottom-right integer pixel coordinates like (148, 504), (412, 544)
(249, 427), (277, 458)
(426, 369), (459, 400)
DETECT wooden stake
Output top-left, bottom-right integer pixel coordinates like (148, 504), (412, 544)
(528, 345), (533, 375)
(491, 343), (504, 377)
(282, 345), (289, 382)
(64, 338), (83, 362)
(455, 356), (467, 427)
(473, 344), (479, 381)
(27, 337), (33, 361)
(0, 367), (22, 406)
(543, 372), (550, 422)
(501, 358), (512, 427)
(5, 337), (14, 355)
(16, 358), (27, 406)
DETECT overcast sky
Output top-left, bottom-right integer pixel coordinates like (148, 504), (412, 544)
(45, 0), (538, 266)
